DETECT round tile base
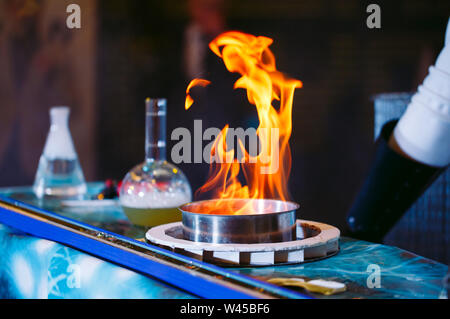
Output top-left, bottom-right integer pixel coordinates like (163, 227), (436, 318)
(146, 220), (340, 266)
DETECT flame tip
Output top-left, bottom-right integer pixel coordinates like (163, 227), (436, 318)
(185, 79), (211, 110)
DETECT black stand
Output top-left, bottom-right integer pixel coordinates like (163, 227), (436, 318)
(346, 120), (446, 242)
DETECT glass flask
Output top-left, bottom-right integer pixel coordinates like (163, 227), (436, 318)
(33, 107), (87, 199)
(119, 98), (192, 227)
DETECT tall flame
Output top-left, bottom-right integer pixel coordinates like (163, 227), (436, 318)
(186, 31), (302, 214)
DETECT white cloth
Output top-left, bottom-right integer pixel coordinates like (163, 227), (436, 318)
(394, 18), (450, 167)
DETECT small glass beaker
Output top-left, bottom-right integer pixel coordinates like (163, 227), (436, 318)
(119, 98), (192, 227)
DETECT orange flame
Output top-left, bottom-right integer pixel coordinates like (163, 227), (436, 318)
(185, 79), (211, 110)
(186, 31), (302, 215)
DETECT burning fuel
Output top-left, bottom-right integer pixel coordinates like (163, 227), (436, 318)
(185, 31), (302, 214)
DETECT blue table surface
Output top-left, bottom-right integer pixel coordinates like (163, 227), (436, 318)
(0, 184), (448, 299)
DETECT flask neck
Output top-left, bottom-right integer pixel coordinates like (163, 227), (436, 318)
(44, 106), (77, 159)
(50, 107), (70, 129)
(145, 98), (167, 163)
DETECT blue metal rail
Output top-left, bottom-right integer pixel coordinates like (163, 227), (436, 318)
(0, 196), (310, 299)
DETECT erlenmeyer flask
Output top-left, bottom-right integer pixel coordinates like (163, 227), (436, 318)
(33, 107), (87, 199)
(119, 98), (192, 227)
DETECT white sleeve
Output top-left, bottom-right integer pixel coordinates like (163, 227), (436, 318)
(393, 18), (450, 167)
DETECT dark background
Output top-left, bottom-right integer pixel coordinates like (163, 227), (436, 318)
(97, 0), (448, 253)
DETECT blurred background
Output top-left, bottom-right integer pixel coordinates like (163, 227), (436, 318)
(0, 0), (448, 262)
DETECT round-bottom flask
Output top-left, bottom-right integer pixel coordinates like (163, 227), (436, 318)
(119, 99), (192, 227)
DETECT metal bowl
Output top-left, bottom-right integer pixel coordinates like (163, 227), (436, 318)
(180, 199), (299, 244)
